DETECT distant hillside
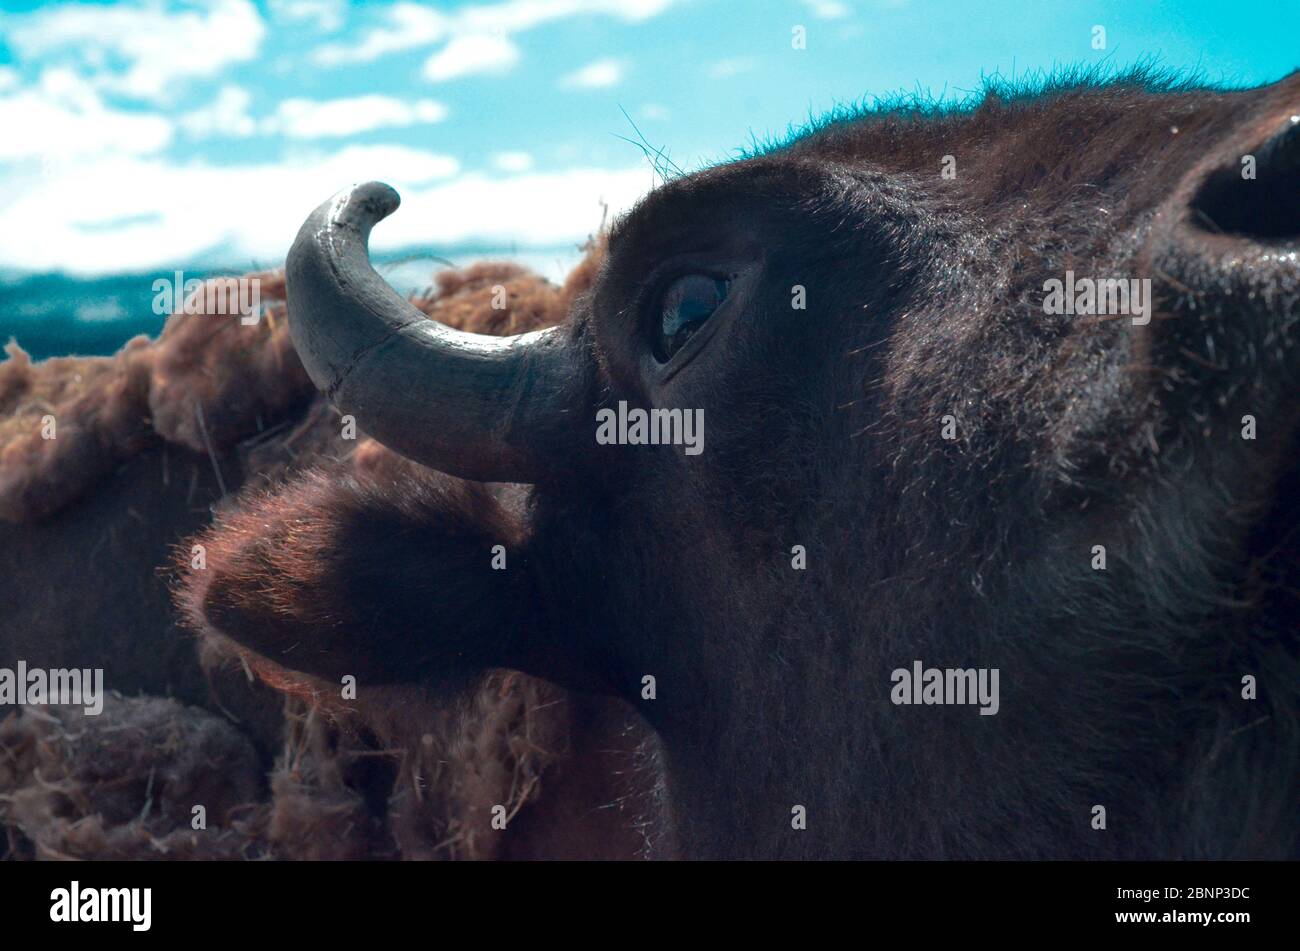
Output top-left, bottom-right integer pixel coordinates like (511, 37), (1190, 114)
(0, 271), (170, 360)
(0, 249), (581, 361)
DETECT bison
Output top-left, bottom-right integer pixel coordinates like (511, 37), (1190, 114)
(126, 72), (1300, 858)
(0, 261), (648, 860)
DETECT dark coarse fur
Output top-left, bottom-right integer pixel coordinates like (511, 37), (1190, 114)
(188, 68), (1300, 859)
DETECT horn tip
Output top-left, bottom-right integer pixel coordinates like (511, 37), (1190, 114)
(331, 181), (401, 229)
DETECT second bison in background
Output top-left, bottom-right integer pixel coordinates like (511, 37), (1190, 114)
(185, 72), (1300, 859)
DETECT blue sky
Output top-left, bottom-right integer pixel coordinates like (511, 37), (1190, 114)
(0, 0), (1295, 277)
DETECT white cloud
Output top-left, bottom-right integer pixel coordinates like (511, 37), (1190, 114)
(455, 0), (672, 33)
(314, 1), (447, 65)
(314, 0), (678, 73)
(272, 96), (449, 138)
(178, 90), (450, 140)
(800, 0), (851, 19)
(0, 0), (675, 275)
(269, 0), (345, 32)
(179, 85), (257, 138)
(0, 68), (173, 162)
(391, 165), (652, 247)
(491, 151), (534, 173)
(423, 34), (521, 82)
(0, 150), (650, 274)
(0, 144), (466, 274)
(3, 0), (266, 103)
(560, 58), (624, 89)
(285, 144), (461, 185)
(708, 57), (755, 79)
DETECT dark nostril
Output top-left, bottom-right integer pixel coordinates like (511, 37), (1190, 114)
(1189, 118), (1300, 241)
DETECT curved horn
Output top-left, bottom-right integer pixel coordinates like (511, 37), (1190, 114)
(285, 182), (578, 483)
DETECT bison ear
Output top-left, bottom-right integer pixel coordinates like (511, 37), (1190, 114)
(179, 467), (593, 693)
(1143, 107), (1300, 431)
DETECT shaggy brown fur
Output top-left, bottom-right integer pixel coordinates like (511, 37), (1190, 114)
(1, 242), (646, 861)
(0, 694), (262, 860)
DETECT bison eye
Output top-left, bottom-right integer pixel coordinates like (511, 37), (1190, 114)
(653, 273), (730, 363)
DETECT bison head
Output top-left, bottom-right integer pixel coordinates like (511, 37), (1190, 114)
(186, 73), (1300, 859)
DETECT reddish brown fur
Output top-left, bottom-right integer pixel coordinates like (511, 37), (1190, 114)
(1, 246), (646, 860)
